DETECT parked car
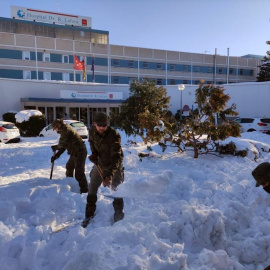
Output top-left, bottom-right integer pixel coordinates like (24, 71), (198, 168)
(0, 121), (21, 143)
(232, 117), (270, 134)
(39, 120), (88, 139)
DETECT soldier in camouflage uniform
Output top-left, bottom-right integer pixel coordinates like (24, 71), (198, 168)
(252, 162), (270, 192)
(82, 112), (124, 228)
(50, 119), (88, 193)
(252, 162), (270, 270)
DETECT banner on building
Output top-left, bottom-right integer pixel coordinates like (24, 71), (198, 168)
(11, 6), (92, 27)
(60, 90), (124, 100)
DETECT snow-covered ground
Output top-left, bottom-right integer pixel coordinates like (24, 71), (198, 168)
(0, 131), (270, 270)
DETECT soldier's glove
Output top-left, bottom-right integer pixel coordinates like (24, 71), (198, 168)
(88, 154), (98, 164)
(51, 152), (60, 163)
(103, 176), (112, 188)
(51, 145), (58, 152)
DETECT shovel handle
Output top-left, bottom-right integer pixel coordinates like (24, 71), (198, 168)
(96, 164), (104, 180)
(96, 164), (111, 188)
(50, 150), (56, 179)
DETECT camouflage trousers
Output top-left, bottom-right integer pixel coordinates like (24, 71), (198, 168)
(85, 164), (124, 218)
(88, 164), (124, 195)
(66, 146), (88, 193)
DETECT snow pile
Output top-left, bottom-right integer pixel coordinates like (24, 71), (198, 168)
(15, 110), (42, 123)
(0, 132), (270, 269)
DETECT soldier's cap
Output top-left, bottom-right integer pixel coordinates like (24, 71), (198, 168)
(94, 112), (108, 127)
(51, 119), (64, 130)
(252, 162), (270, 187)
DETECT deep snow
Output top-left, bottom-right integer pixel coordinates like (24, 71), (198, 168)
(1, 131), (270, 269)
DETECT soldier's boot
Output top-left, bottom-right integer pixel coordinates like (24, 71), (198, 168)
(113, 198), (124, 223)
(82, 194), (97, 228)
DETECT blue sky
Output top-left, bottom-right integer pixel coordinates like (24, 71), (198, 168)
(1, 0), (270, 57)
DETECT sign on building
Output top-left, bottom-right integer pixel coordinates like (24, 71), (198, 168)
(60, 90), (123, 100)
(11, 6), (92, 28)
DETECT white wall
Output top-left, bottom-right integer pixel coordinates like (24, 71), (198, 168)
(167, 82), (270, 118)
(0, 79), (130, 117)
(223, 82), (270, 117)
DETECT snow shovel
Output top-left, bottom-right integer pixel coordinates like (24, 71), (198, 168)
(50, 150), (56, 179)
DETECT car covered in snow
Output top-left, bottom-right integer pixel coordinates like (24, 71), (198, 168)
(0, 121), (21, 143)
(39, 120), (88, 139)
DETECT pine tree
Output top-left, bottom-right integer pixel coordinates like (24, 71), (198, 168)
(112, 80), (171, 143)
(175, 82), (240, 158)
(257, 41), (270, 82)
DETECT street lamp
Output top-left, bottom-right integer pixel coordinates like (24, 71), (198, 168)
(178, 84), (185, 121)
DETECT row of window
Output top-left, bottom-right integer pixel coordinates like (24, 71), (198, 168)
(111, 59), (254, 76)
(0, 48), (254, 76)
(23, 70), (85, 81)
(22, 51), (84, 63)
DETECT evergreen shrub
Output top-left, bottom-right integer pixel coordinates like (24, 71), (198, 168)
(16, 115), (46, 137)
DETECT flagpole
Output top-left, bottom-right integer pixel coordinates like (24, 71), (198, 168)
(73, 54), (75, 82)
(84, 56), (86, 82)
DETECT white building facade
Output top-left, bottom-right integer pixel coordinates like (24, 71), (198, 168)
(0, 6), (268, 126)
(1, 78), (270, 127)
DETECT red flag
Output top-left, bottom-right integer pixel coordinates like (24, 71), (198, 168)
(74, 54), (85, 70)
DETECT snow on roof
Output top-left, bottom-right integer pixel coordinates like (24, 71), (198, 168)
(15, 110), (42, 123)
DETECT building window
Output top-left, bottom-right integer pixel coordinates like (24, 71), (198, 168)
(44, 72), (51, 80)
(218, 68), (223, 74)
(157, 79), (162, 85)
(170, 64), (175, 71)
(43, 53), (50, 62)
(170, 79), (175, 85)
(183, 80), (188, 84)
(195, 80), (200, 84)
(239, 69), (244, 75)
(23, 71), (31, 80)
(128, 61), (135, 68)
(207, 67), (212, 73)
(194, 66), (200, 72)
(112, 59), (119, 67)
(183, 65), (189, 72)
(62, 55), (69, 63)
(62, 73), (70, 81)
(229, 68), (233, 75)
(249, 70), (254, 76)
(112, 77), (119, 84)
(157, 63), (162, 70)
(23, 51), (30, 60)
(143, 62), (149, 69)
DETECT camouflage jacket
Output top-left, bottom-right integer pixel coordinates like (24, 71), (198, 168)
(56, 124), (86, 156)
(89, 126), (123, 178)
